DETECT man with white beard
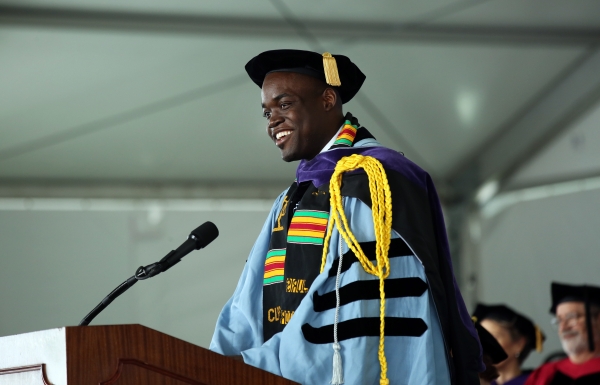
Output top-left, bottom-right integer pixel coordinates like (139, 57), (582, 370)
(525, 282), (600, 385)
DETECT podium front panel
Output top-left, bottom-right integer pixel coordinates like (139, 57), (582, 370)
(0, 328), (67, 385)
(0, 325), (297, 385)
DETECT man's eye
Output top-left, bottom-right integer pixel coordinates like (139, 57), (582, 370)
(263, 112), (271, 119)
(281, 103), (290, 109)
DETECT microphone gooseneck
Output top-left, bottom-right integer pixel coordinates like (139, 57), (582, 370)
(79, 221), (219, 326)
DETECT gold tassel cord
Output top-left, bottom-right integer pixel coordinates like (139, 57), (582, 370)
(322, 52), (342, 87)
(320, 154), (392, 385)
(535, 325), (543, 352)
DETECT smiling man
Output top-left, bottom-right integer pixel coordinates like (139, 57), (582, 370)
(262, 71), (340, 162)
(210, 50), (483, 385)
(525, 283), (600, 385)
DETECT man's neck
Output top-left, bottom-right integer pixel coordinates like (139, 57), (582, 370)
(319, 125), (344, 154)
(569, 348), (600, 364)
(313, 114), (348, 156)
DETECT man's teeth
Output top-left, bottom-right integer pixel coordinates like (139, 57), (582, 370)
(276, 131), (292, 140)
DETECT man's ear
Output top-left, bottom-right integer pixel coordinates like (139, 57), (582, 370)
(322, 88), (338, 111)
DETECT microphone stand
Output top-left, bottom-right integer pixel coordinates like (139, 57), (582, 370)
(78, 251), (175, 326)
(78, 221), (218, 326)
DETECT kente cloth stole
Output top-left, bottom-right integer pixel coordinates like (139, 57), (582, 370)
(262, 113), (373, 342)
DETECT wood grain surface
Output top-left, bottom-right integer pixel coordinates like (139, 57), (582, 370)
(65, 324), (298, 385)
(99, 358), (207, 385)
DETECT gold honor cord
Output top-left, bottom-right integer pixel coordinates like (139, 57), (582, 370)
(320, 154), (393, 385)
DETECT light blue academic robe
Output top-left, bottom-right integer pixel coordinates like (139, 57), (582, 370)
(210, 187), (451, 385)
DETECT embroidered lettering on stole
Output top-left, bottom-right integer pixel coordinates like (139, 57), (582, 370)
(262, 182), (331, 342)
(272, 196), (289, 232)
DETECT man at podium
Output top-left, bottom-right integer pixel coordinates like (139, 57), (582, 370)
(210, 50), (483, 385)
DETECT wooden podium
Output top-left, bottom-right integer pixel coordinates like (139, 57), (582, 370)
(0, 324), (298, 385)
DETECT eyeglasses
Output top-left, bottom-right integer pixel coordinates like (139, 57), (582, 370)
(550, 313), (584, 328)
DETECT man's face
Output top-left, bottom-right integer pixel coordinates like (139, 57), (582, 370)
(261, 72), (331, 162)
(556, 302), (591, 356)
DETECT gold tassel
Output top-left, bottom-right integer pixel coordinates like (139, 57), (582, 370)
(471, 316), (478, 323)
(322, 52), (341, 86)
(535, 325), (543, 352)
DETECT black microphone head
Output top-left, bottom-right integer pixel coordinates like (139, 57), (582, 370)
(190, 221), (219, 249)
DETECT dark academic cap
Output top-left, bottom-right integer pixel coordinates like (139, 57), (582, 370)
(475, 322), (508, 364)
(473, 303), (545, 353)
(550, 282), (600, 352)
(245, 49), (366, 104)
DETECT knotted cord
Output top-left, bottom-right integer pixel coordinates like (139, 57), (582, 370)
(320, 154), (393, 385)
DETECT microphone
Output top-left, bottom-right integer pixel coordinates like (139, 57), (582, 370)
(148, 221), (219, 276)
(79, 222), (219, 326)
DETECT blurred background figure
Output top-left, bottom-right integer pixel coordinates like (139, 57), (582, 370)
(525, 282), (600, 385)
(475, 321), (509, 385)
(473, 304), (546, 385)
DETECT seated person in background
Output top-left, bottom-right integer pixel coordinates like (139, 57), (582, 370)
(473, 304), (546, 385)
(525, 282), (600, 385)
(475, 322), (509, 385)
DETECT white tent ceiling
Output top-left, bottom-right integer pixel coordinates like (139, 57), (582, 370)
(1, 0), (599, 198)
(510, 100), (600, 188)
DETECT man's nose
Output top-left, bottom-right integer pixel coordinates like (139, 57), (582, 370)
(268, 112), (284, 130)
